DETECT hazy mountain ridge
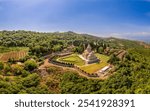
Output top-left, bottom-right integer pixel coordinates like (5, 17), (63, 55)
(0, 30), (149, 49)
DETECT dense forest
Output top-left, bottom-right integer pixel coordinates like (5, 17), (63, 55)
(0, 30), (150, 94)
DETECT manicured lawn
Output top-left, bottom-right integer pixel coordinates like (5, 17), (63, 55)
(80, 54), (110, 73)
(95, 53), (110, 62)
(57, 53), (110, 74)
(57, 54), (85, 66)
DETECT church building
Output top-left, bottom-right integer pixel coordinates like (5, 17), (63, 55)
(82, 44), (99, 64)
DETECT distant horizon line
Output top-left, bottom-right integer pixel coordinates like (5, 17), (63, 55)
(0, 29), (114, 38)
(0, 29), (150, 43)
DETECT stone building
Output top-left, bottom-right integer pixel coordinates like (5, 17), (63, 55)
(82, 44), (99, 64)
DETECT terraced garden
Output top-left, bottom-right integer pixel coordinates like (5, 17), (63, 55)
(0, 47), (28, 62)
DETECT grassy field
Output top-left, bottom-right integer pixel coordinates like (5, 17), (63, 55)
(0, 47), (28, 53)
(57, 53), (110, 73)
(95, 53), (110, 62)
(57, 54), (85, 66)
(80, 54), (109, 73)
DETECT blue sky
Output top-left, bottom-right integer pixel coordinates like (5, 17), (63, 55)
(0, 0), (150, 40)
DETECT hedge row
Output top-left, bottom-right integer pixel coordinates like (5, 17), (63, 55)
(49, 55), (99, 77)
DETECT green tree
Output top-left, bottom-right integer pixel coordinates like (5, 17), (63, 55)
(12, 65), (24, 76)
(22, 73), (40, 88)
(52, 45), (62, 52)
(108, 54), (119, 64)
(4, 64), (11, 73)
(98, 47), (104, 54)
(0, 62), (4, 70)
(24, 60), (37, 71)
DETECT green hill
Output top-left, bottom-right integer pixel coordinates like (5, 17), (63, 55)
(0, 30), (150, 94)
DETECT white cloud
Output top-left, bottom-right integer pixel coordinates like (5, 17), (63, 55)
(109, 32), (150, 37)
(99, 32), (149, 42)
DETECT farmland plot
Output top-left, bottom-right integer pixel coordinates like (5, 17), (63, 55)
(0, 51), (28, 62)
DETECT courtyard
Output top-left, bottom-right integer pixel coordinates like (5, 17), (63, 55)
(57, 53), (110, 74)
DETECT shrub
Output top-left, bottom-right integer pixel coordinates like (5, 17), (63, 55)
(6, 72), (13, 76)
(0, 61), (4, 70)
(21, 70), (30, 77)
(4, 64), (11, 73)
(24, 60), (37, 71)
(12, 65), (24, 76)
(22, 73), (40, 87)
